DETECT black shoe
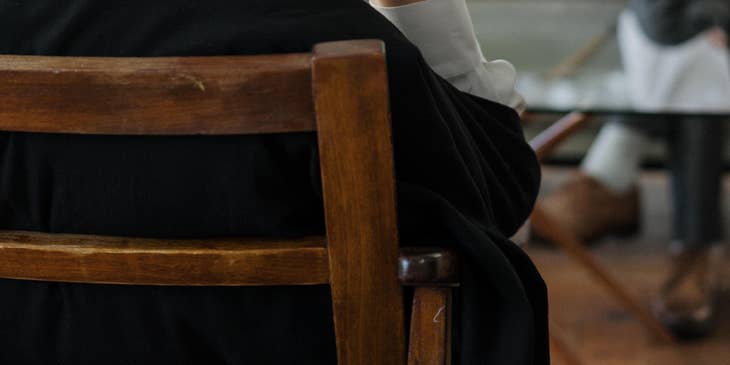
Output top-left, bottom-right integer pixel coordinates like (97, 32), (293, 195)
(653, 246), (724, 341)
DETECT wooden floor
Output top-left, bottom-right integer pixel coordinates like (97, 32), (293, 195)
(527, 168), (730, 365)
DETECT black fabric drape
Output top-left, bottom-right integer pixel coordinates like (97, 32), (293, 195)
(0, 0), (547, 364)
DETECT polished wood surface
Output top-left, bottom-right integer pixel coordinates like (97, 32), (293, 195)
(312, 40), (406, 365)
(0, 39), (457, 364)
(399, 248), (459, 286)
(400, 248), (458, 365)
(0, 53), (315, 135)
(0, 231), (329, 286)
(0, 228), (457, 288)
(407, 287), (453, 365)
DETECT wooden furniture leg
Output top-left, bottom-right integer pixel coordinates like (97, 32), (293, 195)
(529, 111), (674, 343)
(529, 111), (591, 160)
(399, 248), (458, 365)
(408, 287), (453, 365)
(531, 205), (675, 343)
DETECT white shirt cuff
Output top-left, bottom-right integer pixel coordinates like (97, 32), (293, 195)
(371, 0), (484, 79)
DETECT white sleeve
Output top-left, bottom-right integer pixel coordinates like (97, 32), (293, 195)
(370, 0), (526, 113)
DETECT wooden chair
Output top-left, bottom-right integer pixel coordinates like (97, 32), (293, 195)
(0, 40), (457, 365)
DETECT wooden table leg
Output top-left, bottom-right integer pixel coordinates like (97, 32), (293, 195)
(531, 205), (675, 344)
(529, 112), (591, 161)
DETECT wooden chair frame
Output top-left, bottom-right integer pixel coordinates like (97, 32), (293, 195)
(0, 40), (456, 365)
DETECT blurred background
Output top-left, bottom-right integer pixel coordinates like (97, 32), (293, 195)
(466, 1), (730, 364)
(469, 0), (729, 164)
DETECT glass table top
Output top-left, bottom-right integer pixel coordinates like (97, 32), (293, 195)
(467, 0), (730, 116)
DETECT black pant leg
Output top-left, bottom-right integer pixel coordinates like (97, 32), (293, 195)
(667, 117), (725, 249)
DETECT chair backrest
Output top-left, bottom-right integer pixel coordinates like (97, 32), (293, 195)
(0, 39), (405, 365)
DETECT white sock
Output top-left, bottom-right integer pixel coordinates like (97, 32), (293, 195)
(581, 122), (648, 193)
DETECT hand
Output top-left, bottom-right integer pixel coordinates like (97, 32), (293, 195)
(707, 27), (728, 48)
(370, 0), (425, 7)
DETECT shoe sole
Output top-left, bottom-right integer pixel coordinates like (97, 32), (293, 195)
(662, 317), (716, 342)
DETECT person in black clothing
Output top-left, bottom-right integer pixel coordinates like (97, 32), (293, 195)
(0, 0), (547, 364)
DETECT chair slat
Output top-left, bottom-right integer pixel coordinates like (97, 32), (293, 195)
(0, 231), (328, 286)
(0, 54), (316, 135)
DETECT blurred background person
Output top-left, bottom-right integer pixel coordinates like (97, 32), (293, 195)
(539, 0), (730, 339)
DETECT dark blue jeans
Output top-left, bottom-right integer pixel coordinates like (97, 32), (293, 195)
(627, 116), (726, 249)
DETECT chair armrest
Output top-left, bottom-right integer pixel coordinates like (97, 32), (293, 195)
(398, 247), (459, 286)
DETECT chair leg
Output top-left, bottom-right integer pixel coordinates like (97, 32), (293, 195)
(407, 287), (453, 365)
(531, 205), (675, 343)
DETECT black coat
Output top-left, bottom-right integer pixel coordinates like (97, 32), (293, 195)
(0, 0), (547, 364)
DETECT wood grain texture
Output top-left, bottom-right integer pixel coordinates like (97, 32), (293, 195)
(0, 40), (423, 363)
(0, 231), (329, 286)
(407, 287), (453, 365)
(313, 39), (406, 365)
(0, 53), (315, 135)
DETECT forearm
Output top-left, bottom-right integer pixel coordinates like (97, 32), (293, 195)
(370, 0), (525, 112)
